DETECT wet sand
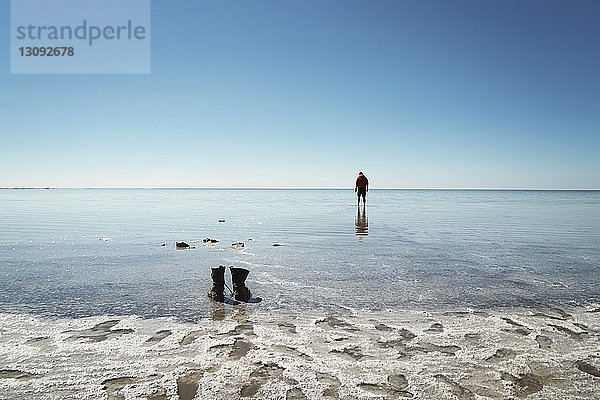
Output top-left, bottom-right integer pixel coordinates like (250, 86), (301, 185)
(1, 303), (599, 399)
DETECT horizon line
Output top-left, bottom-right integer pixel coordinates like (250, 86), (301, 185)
(2, 187), (599, 191)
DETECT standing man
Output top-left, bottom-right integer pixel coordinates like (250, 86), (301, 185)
(355, 171), (369, 205)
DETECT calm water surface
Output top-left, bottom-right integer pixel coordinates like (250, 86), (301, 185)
(1, 189), (598, 320)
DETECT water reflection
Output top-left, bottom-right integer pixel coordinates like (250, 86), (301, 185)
(355, 204), (368, 236)
(210, 299), (225, 321)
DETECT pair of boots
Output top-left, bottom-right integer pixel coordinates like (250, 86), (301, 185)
(207, 265), (252, 303)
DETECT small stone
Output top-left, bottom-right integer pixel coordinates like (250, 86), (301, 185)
(203, 238), (219, 243)
(159, 243), (167, 247)
(272, 243), (284, 247)
(218, 219), (225, 222)
(231, 242), (245, 249)
(176, 242), (190, 248)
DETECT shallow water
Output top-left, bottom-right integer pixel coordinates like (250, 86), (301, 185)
(1, 189), (599, 320)
(1, 189), (600, 399)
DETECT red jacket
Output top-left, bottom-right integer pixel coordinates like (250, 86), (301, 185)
(356, 175), (368, 188)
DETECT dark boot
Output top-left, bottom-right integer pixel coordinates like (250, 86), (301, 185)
(230, 267), (252, 302)
(207, 265), (225, 302)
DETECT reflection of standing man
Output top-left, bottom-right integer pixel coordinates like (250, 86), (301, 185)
(355, 204), (368, 235)
(355, 172), (369, 205)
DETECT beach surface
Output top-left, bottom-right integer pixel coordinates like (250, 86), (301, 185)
(1, 304), (600, 399)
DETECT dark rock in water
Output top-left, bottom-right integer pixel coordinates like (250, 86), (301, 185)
(218, 219), (225, 222)
(176, 242), (190, 248)
(576, 360), (600, 377)
(203, 238), (219, 243)
(231, 242), (245, 249)
(272, 243), (284, 247)
(159, 243), (167, 247)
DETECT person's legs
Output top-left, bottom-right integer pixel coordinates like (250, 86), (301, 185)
(357, 187), (366, 205)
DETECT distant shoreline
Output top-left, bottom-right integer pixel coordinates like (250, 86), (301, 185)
(1, 187), (599, 191)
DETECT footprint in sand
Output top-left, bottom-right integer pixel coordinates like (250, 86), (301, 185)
(286, 387), (308, 399)
(359, 373), (413, 398)
(486, 348), (517, 362)
(177, 370), (204, 400)
(425, 322), (444, 333)
(230, 338), (255, 361)
(278, 322), (298, 334)
(240, 363), (295, 398)
(274, 344), (314, 361)
(501, 317), (533, 336)
(145, 330), (172, 345)
(180, 330), (205, 346)
(208, 337), (255, 361)
(65, 320), (134, 343)
(376, 328), (417, 349)
(0, 369), (36, 380)
(330, 345), (365, 361)
(501, 372), (544, 397)
(575, 360), (600, 377)
(317, 372), (341, 398)
(316, 316), (360, 332)
(535, 335), (552, 350)
(103, 377), (137, 400)
(435, 374), (474, 400)
(464, 332), (480, 342)
(103, 376), (161, 400)
(417, 342), (461, 356)
(374, 323), (394, 332)
(548, 324), (588, 341)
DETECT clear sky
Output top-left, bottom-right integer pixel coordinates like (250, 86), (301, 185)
(1, 0), (599, 188)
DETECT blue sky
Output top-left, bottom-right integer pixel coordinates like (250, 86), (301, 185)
(1, 0), (599, 188)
